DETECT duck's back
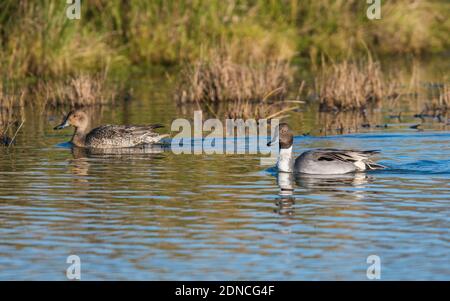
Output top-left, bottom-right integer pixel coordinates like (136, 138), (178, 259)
(294, 150), (358, 174)
(85, 124), (164, 148)
(294, 149), (385, 174)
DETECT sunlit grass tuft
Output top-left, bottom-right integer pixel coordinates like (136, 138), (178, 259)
(315, 58), (397, 111)
(32, 74), (118, 107)
(176, 50), (292, 104)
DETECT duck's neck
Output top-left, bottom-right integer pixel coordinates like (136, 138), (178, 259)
(277, 146), (294, 173)
(72, 126), (88, 147)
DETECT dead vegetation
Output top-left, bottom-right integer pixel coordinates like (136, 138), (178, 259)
(0, 81), (26, 110)
(33, 74), (117, 107)
(1, 74), (115, 146)
(174, 48), (298, 119)
(2, 72), (118, 110)
(176, 52), (292, 104)
(317, 110), (384, 135)
(0, 112), (24, 147)
(437, 84), (449, 111)
(315, 59), (397, 112)
(418, 83), (449, 119)
(1, 82), (26, 146)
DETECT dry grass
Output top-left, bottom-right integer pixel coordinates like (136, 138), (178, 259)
(317, 110), (384, 136)
(223, 101), (299, 120)
(0, 81), (26, 109)
(176, 52), (292, 104)
(176, 100), (300, 121)
(0, 111), (24, 147)
(438, 84), (450, 109)
(33, 74), (117, 107)
(1, 82), (26, 145)
(175, 50), (298, 119)
(0, 108), (11, 145)
(420, 83), (449, 119)
(315, 59), (397, 111)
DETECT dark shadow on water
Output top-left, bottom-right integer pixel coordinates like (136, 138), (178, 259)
(71, 143), (169, 159)
(294, 173), (370, 190)
(273, 171), (373, 215)
(274, 172), (296, 216)
(62, 144), (171, 178)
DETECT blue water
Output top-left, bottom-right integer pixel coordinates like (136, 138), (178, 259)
(0, 109), (449, 280)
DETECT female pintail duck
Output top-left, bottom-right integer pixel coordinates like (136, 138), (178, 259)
(268, 123), (386, 174)
(54, 110), (168, 148)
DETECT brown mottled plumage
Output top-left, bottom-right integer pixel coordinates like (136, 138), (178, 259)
(54, 110), (168, 148)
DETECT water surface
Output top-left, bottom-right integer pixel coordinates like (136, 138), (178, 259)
(0, 83), (449, 280)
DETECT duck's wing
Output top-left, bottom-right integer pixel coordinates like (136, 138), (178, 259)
(86, 124), (168, 148)
(311, 149), (386, 170)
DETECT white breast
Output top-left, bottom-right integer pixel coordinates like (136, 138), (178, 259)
(277, 146), (293, 173)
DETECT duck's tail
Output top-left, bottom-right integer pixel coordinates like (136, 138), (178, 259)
(156, 134), (170, 141)
(146, 133), (170, 144)
(148, 124), (165, 130)
(365, 161), (387, 170)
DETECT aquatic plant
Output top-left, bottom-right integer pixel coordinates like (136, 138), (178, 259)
(0, 81), (26, 110)
(314, 59), (397, 111)
(0, 111), (24, 147)
(176, 50), (292, 104)
(32, 74), (118, 107)
(438, 84), (450, 110)
(420, 83), (449, 119)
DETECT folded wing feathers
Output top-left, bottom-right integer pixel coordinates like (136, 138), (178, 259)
(88, 124), (167, 147)
(316, 149), (385, 171)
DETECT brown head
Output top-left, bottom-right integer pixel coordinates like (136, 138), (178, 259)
(54, 110), (89, 131)
(267, 122), (293, 149)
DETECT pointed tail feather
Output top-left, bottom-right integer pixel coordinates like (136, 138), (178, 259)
(366, 161), (387, 170)
(361, 150), (381, 155)
(148, 124), (165, 130)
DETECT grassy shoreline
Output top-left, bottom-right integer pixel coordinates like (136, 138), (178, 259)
(1, 0), (449, 80)
(0, 0), (449, 125)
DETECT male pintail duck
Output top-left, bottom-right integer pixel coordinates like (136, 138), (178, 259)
(54, 110), (169, 148)
(268, 123), (386, 174)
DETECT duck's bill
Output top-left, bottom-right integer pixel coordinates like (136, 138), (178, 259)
(267, 134), (279, 147)
(54, 120), (69, 130)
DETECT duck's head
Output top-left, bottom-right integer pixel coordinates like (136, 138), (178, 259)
(54, 110), (89, 130)
(267, 122), (293, 149)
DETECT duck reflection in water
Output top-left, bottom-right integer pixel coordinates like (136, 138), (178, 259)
(68, 144), (169, 181)
(274, 172), (371, 215)
(71, 143), (169, 159)
(274, 172), (296, 216)
(294, 172), (370, 191)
